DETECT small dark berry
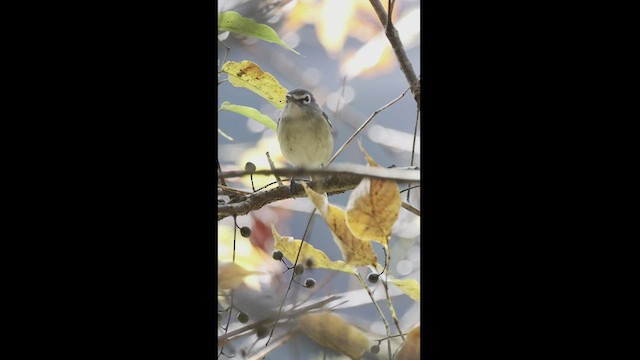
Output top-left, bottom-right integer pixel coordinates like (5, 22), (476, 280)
(240, 226), (251, 238)
(304, 278), (316, 288)
(305, 257), (314, 267)
(272, 250), (283, 261)
(245, 162), (256, 173)
(367, 273), (380, 284)
(237, 312), (249, 323)
(294, 264), (304, 276)
(370, 344), (380, 354)
(256, 326), (269, 339)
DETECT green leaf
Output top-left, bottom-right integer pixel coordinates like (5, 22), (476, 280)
(219, 101), (277, 132)
(218, 11), (301, 55)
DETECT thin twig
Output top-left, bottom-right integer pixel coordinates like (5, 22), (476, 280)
(217, 158), (227, 187)
(333, 76), (348, 123)
(218, 295), (342, 344)
(382, 247), (405, 342)
(355, 273), (393, 360)
(327, 86), (411, 165)
(400, 185), (421, 194)
(266, 151), (283, 186)
(217, 217), (238, 358)
(266, 208), (317, 346)
(369, 0), (420, 109)
(247, 331), (297, 360)
(401, 201), (420, 217)
(218, 38), (231, 71)
(407, 108), (420, 202)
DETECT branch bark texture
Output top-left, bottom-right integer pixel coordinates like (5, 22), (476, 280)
(218, 166), (420, 221)
(369, 0), (421, 109)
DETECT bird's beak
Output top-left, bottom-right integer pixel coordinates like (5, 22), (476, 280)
(285, 93), (292, 103)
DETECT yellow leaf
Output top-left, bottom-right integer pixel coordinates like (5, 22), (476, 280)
(221, 60), (288, 109)
(299, 311), (369, 360)
(396, 326), (420, 360)
(345, 143), (401, 246)
(217, 262), (264, 290)
(389, 276), (420, 302)
(302, 182), (377, 267)
(271, 225), (357, 275)
(217, 224), (275, 291)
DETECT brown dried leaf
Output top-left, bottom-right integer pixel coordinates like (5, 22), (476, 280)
(302, 183), (377, 267)
(396, 325), (420, 360)
(271, 225), (357, 275)
(346, 143), (401, 246)
(299, 311), (370, 360)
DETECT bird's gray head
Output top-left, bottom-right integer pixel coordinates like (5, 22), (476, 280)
(285, 88), (317, 106)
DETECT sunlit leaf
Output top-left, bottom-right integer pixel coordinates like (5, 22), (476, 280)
(340, 37), (396, 80)
(340, 6), (420, 80)
(388, 276), (420, 302)
(315, 0), (357, 55)
(301, 182), (377, 267)
(219, 101), (277, 132)
(218, 224), (274, 291)
(299, 311), (370, 360)
(217, 261), (264, 290)
(271, 225), (357, 275)
(283, 0), (394, 57)
(396, 325), (420, 360)
(346, 143), (401, 246)
(221, 60), (288, 109)
(217, 11), (300, 55)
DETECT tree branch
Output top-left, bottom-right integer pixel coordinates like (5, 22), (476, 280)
(219, 164), (420, 183)
(369, 0), (421, 109)
(217, 166), (420, 220)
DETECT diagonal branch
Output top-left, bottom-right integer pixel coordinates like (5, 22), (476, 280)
(369, 0), (421, 109)
(328, 86), (411, 165)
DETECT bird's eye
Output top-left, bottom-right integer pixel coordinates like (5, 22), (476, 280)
(302, 95), (311, 104)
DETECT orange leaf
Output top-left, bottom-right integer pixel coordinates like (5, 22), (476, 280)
(346, 143), (401, 246)
(302, 182), (377, 266)
(299, 311), (370, 360)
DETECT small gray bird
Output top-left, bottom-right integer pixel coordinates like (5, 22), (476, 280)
(277, 89), (334, 169)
